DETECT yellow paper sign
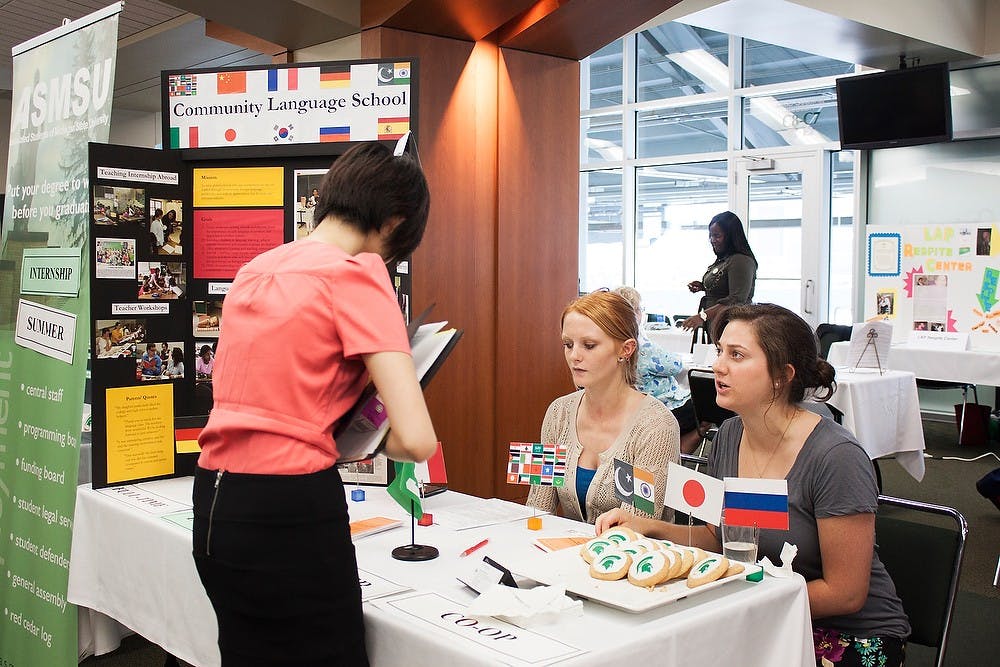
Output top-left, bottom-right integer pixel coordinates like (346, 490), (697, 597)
(105, 384), (175, 483)
(192, 167), (284, 207)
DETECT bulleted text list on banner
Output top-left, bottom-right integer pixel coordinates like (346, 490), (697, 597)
(0, 4), (121, 665)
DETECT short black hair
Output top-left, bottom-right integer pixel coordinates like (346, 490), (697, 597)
(313, 141), (430, 264)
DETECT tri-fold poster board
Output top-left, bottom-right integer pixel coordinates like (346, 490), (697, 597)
(88, 59), (419, 488)
(865, 223), (1000, 350)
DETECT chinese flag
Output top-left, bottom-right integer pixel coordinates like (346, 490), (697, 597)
(217, 71), (247, 94)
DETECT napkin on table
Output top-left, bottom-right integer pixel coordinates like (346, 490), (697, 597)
(465, 584), (583, 628)
(758, 542), (797, 578)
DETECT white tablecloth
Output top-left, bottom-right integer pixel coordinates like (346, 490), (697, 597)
(828, 341), (1000, 387)
(68, 479), (814, 667)
(646, 327), (698, 354)
(826, 369), (926, 481)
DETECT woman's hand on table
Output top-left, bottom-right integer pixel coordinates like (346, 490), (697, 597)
(595, 508), (657, 536)
(680, 314), (704, 331)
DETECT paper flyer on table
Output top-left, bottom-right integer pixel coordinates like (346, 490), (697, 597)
(357, 568), (409, 602)
(433, 497), (547, 531)
(375, 591), (584, 665)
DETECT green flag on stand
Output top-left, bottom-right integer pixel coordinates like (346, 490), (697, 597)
(388, 461), (423, 519)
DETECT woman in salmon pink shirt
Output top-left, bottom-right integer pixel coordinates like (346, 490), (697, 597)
(192, 139), (438, 666)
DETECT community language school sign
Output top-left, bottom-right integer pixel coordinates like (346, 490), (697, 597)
(163, 60), (415, 149)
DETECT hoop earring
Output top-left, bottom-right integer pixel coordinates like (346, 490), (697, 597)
(618, 357), (624, 363)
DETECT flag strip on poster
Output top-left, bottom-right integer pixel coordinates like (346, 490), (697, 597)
(723, 477), (789, 529)
(663, 461), (724, 525)
(507, 442), (568, 486)
(165, 60), (411, 147)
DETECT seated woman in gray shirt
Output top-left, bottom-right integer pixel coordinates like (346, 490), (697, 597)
(597, 303), (909, 667)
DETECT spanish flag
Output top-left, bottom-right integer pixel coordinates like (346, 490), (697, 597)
(378, 117), (409, 140)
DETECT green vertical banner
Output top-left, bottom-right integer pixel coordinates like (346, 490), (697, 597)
(0, 3), (121, 666)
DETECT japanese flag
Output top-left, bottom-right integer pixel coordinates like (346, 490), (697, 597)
(664, 461), (724, 525)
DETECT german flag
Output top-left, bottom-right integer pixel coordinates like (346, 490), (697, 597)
(320, 65), (351, 89)
(175, 427), (203, 454)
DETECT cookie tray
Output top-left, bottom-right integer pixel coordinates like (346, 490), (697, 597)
(505, 547), (762, 613)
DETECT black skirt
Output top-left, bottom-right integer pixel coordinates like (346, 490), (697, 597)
(192, 465), (369, 667)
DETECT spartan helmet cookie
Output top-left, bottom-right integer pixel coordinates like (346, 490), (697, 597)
(599, 527), (638, 544)
(627, 551), (673, 589)
(686, 555), (731, 588)
(580, 537), (617, 563)
(589, 548), (632, 581)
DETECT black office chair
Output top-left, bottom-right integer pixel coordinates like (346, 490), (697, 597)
(875, 495), (967, 667)
(916, 379), (979, 445)
(815, 323), (852, 360)
(687, 368), (736, 458)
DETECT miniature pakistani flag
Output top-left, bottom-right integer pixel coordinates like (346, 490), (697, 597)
(613, 458), (656, 515)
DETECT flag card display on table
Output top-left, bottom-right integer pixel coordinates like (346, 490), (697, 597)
(612, 459), (656, 514)
(723, 477), (789, 530)
(664, 461), (724, 524)
(507, 443), (568, 486)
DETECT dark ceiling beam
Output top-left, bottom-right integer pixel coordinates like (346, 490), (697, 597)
(497, 0), (684, 60)
(163, 0), (360, 51)
(205, 21), (289, 61)
(362, 0), (540, 42)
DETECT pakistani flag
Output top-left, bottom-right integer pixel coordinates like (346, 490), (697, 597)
(388, 461), (423, 519)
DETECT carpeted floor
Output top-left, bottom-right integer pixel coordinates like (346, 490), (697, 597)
(80, 416), (1000, 667)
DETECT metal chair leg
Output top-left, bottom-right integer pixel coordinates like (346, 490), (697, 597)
(958, 385), (968, 444)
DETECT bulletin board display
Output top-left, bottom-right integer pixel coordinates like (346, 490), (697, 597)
(864, 223), (1000, 349)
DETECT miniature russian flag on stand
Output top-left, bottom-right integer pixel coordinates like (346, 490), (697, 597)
(723, 477), (789, 530)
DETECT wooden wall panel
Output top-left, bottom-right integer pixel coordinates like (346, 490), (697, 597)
(494, 48), (580, 500)
(363, 28), (499, 498)
(362, 29), (578, 501)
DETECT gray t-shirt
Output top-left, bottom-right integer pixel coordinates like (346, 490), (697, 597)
(709, 416), (910, 640)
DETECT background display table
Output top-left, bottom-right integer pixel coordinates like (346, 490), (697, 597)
(69, 479), (815, 666)
(826, 368), (926, 480)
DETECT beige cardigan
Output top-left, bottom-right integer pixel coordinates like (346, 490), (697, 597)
(527, 391), (679, 524)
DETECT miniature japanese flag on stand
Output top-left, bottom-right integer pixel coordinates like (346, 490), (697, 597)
(663, 461), (724, 524)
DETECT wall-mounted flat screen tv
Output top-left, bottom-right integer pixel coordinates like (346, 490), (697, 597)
(836, 63), (952, 150)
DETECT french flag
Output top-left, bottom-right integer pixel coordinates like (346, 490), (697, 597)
(723, 477), (789, 530)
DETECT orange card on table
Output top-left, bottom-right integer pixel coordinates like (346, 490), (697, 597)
(349, 516), (402, 539)
(533, 536), (591, 552)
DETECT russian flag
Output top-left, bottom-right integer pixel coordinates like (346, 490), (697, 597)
(319, 126), (350, 142)
(723, 477), (789, 530)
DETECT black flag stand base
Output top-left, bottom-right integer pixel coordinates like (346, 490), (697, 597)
(392, 544), (439, 561)
(392, 499), (439, 561)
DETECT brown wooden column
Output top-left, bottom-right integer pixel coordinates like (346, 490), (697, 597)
(362, 27), (578, 499)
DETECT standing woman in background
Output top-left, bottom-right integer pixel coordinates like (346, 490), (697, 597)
(192, 138), (437, 666)
(528, 290), (679, 524)
(682, 211), (757, 337)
